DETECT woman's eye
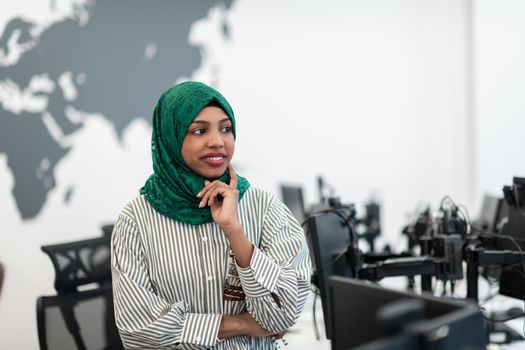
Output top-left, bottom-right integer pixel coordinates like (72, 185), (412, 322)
(221, 126), (232, 133)
(192, 128), (206, 135)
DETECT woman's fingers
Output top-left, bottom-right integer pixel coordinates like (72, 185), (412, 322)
(197, 174), (239, 208)
(198, 181), (215, 207)
(198, 181), (229, 207)
(207, 187), (224, 207)
(196, 180), (210, 198)
(199, 182), (219, 207)
(197, 165), (237, 202)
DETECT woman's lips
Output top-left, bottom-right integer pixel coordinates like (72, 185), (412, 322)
(200, 155), (226, 167)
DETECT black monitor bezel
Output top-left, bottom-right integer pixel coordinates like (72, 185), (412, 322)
(329, 276), (487, 350)
(306, 211), (355, 338)
(499, 177), (525, 300)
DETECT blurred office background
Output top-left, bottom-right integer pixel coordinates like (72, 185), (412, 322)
(0, 0), (524, 348)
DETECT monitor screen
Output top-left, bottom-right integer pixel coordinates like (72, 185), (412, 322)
(305, 211), (356, 338)
(329, 276), (487, 350)
(280, 185), (306, 224)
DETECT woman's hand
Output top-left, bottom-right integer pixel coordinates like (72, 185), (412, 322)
(198, 164), (253, 267)
(237, 312), (278, 337)
(218, 312), (285, 339)
(197, 164), (240, 230)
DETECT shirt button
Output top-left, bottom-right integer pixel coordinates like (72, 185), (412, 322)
(207, 275), (213, 281)
(202, 236), (208, 242)
(195, 336), (201, 342)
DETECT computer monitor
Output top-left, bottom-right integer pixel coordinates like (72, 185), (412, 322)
(329, 276), (487, 350)
(306, 211), (357, 338)
(498, 177), (525, 300)
(280, 184), (306, 224)
(475, 194), (503, 233)
(478, 196), (508, 281)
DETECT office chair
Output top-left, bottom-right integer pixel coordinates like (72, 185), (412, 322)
(37, 285), (122, 350)
(40, 236), (112, 293)
(36, 236), (124, 350)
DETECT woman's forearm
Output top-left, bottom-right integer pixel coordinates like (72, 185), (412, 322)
(221, 222), (253, 268)
(218, 314), (246, 339)
(218, 313), (275, 339)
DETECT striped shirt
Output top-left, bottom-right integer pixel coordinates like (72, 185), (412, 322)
(111, 186), (311, 349)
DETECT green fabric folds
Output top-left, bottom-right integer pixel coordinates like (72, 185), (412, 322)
(140, 81), (250, 225)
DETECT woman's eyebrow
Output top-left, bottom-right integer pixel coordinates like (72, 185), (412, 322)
(191, 117), (230, 124)
(190, 120), (209, 125)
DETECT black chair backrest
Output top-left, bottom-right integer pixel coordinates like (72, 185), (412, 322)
(37, 235), (123, 349)
(37, 285), (123, 350)
(41, 236), (112, 293)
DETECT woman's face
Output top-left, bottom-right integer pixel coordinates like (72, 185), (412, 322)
(181, 106), (235, 179)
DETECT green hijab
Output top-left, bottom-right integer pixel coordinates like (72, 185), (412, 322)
(140, 81), (250, 225)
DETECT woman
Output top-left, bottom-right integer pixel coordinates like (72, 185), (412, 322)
(111, 81), (311, 349)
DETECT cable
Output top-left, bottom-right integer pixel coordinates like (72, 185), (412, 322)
(457, 196), (525, 286)
(311, 289), (320, 340)
(303, 208), (359, 275)
(457, 204), (472, 232)
(440, 195), (525, 283)
(301, 206), (356, 229)
(470, 224), (525, 283)
(446, 198), (525, 338)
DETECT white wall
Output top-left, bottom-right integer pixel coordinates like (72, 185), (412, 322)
(0, 0), (477, 348)
(211, 0), (472, 244)
(473, 0), (525, 203)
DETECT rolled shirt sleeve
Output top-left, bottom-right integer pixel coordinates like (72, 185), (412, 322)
(235, 196), (312, 334)
(111, 214), (221, 350)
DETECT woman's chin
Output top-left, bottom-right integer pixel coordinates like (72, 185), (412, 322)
(200, 169), (227, 180)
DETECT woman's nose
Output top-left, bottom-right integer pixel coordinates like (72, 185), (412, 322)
(206, 131), (224, 147)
